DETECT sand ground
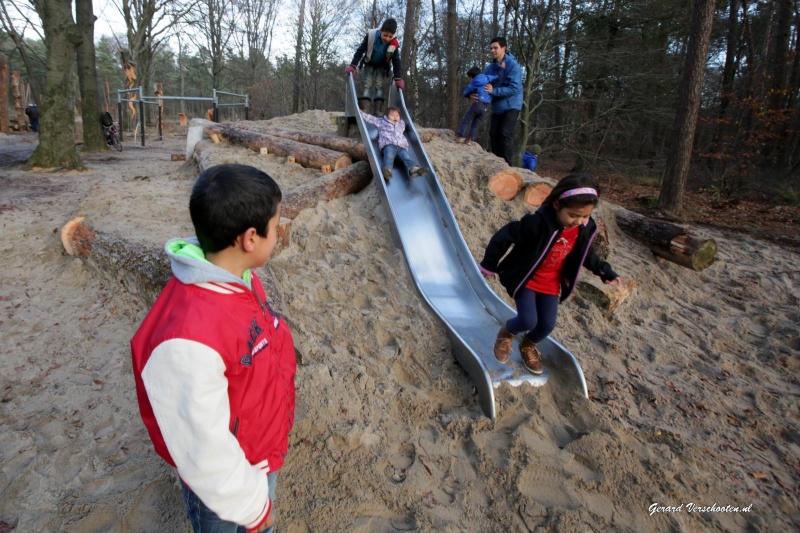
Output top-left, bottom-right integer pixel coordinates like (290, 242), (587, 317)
(0, 112), (798, 532)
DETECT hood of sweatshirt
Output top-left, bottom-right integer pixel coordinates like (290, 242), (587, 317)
(165, 238), (253, 289)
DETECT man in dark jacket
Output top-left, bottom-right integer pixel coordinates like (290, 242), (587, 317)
(345, 18), (404, 116)
(479, 37), (523, 166)
(25, 103), (39, 132)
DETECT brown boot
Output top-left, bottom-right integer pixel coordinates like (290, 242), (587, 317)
(358, 98), (371, 113)
(493, 326), (514, 363)
(519, 337), (544, 375)
(373, 98), (385, 116)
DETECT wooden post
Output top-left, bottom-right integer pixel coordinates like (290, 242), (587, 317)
(0, 57), (9, 133)
(121, 50), (138, 127)
(11, 71), (25, 130)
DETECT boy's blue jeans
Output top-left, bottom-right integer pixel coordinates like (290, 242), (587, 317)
(457, 102), (487, 140)
(506, 289), (559, 343)
(382, 144), (417, 171)
(180, 473), (277, 533)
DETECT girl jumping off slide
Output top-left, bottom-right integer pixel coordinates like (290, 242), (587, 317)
(479, 174), (622, 374)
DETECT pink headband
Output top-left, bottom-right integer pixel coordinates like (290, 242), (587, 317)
(558, 187), (597, 200)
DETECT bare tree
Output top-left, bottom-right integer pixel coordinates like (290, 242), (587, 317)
(113, 0), (194, 98)
(76, 0), (106, 151)
(659, 0), (717, 214)
(301, 0), (347, 109)
(189, 0), (237, 89)
(233, 0), (280, 86)
(29, 0), (83, 169)
(293, 0), (307, 112)
(0, 0), (46, 100)
(445, 0), (459, 130)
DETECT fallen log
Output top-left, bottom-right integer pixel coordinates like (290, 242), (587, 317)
(614, 209), (717, 271)
(482, 159), (524, 200)
(60, 217), (172, 306)
(281, 160), (372, 219)
(193, 139), (221, 172)
(60, 217), (285, 309)
(522, 182), (552, 208)
(233, 123), (368, 161)
(576, 278), (637, 318)
(206, 123), (352, 171)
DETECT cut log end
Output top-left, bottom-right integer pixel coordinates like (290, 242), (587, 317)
(488, 170), (524, 200)
(334, 154), (353, 170)
(61, 216), (86, 256)
(523, 182), (553, 207)
(684, 237), (717, 271)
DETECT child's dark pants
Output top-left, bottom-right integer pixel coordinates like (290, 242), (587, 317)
(457, 102), (487, 140)
(506, 288), (559, 343)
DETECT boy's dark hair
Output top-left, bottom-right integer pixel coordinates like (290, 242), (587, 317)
(386, 106), (401, 116)
(544, 173), (600, 208)
(381, 18), (397, 34)
(491, 36), (507, 49)
(467, 66), (482, 78)
(190, 164), (282, 253)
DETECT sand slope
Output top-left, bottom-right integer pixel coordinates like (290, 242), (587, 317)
(0, 112), (797, 532)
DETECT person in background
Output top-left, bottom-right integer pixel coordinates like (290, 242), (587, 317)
(131, 164), (297, 533)
(455, 66), (497, 145)
(522, 144), (541, 172)
(479, 174), (621, 375)
(475, 37), (523, 166)
(25, 103), (39, 132)
(360, 106), (429, 182)
(346, 18), (404, 116)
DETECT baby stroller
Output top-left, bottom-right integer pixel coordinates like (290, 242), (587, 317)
(101, 112), (122, 151)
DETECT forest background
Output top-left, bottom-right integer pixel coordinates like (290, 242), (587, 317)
(2, 0), (800, 210)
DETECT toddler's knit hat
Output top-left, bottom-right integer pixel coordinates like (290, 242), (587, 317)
(381, 18), (398, 34)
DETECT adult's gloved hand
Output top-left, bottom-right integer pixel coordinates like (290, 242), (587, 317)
(345, 65), (356, 76)
(395, 79), (405, 90)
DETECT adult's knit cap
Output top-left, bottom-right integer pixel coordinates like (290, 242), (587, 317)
(381, 18), (398, 33)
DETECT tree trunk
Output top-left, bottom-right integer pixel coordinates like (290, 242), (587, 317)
(293, 0), (306, 113)
(402, 0), (419, 110)
(445, 0), (459, 131)
(30, 0), (84, 170)
(281, 161), (372, 219)
(0, 57), (8, 134)
(658, 0), (717, 214)
(76, 0), (106, 151)
(615, 209), (717, 271)
(206, 123), (353, 170)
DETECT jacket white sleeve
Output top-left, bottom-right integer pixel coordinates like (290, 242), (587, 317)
(142, 338), (270, 528)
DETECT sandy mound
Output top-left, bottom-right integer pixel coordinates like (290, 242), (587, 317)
(0, 112), (797, 532)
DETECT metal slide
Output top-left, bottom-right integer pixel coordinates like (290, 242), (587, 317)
(346, 76), (587, 419)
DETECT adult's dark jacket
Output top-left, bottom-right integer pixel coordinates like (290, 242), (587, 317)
(25, 105), (39, 121)
(480, 204), (618, 301)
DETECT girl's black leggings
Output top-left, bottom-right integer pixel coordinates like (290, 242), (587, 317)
(506, 288), (559, 343)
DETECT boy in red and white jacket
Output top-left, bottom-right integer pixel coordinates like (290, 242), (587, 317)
(131, 164), (296, 533)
